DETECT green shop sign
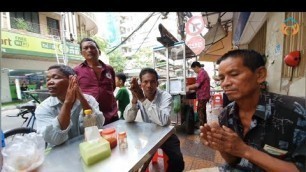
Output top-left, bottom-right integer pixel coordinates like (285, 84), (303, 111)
(1, 31), (83, 60)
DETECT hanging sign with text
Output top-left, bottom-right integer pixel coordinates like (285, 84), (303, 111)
(186, 36), (205, 55)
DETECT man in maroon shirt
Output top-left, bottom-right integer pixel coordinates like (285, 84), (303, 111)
(74, 38), (118, 125)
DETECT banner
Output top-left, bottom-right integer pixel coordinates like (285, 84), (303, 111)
(1, 31), (83, 60)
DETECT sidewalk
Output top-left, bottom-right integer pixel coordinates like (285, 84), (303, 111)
(173, 102), (225, 171)
(1, 105), (18, 112)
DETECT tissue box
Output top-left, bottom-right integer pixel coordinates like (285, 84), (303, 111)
(84, 126), (100, 141)
(79, 137), (111, 165)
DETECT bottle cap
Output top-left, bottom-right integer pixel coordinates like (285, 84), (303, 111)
(84, 109), (92, 115)
(101, 128), (116, 135)
(118, 131), (126, 138)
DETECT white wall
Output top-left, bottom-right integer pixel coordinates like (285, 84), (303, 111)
(265, 13), (286, 95)
(265, 12), (305, 97)
(1, 69), (12, 103)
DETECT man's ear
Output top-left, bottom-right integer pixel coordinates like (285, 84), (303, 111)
(256, 66), (267, 84)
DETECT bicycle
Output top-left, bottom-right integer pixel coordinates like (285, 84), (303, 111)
(4, 100), (37, 144)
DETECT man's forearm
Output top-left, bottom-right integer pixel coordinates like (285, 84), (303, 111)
(242, 146), (299, 172)
(57, 102), (73, 130)
(220, 151), (241, 165)
(78, 93), (91, 111)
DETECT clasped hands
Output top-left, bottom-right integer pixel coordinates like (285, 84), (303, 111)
(65, 75), (83, 104)
(200, 122), (249, 157)
(129, 77), (145, 104)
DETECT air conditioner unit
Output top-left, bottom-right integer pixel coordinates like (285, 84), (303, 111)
(204, 21), (227, 46)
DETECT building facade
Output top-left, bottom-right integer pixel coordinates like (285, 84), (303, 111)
(231, 12), (305, 97)
(1, 12), (98, 102)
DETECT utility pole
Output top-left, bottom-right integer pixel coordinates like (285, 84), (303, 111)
(61, 12), (68, 65)
(177, 12), (186, 41)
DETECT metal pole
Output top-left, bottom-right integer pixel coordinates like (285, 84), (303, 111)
(61, 12), (68, 65)
(0, 12), (2, 130)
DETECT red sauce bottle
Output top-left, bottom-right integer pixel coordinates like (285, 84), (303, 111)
(101, 128), (117, 149)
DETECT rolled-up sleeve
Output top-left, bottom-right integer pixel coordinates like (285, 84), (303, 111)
(35, 103), (72, 146)
(123, 103), (138, 122)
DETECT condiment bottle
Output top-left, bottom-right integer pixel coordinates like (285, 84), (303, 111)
(118, 131), (128, 149)
(83, 109), (97, 128)
(101, 128), (117, 149)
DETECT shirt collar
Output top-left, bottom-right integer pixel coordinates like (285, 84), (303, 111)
(49, 96), (62, 107)
(80, 59), (105, 67)
(227, 93), (267, 120)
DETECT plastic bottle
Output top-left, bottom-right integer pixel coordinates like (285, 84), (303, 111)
(83, 109), (97, 128)
(118, 131), (128, 149)
(101, 128), (117, 149)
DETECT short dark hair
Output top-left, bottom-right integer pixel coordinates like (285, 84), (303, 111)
(217, 49), (266, 72)
(48, 64), (75, 78)
(191, 61), (204, 68)
(79, 37), (101, 51)
(116, 72), (127, 83)
(139, 68), (158, 82)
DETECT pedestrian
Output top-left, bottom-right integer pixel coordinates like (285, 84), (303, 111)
(186, 61), (211, 127)
(20, 82), (28, 99)
(115, 72), (130, 119)
(74, 37), (118, 125)
(124, 67), (185, 172)
(200, 49), (306, 171)
(35, 64), (105, 147)
(36, 79), (44, 90)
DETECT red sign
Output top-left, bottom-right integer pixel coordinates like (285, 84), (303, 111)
(186, 36), (205, 55)
(185, 16), (205, 36)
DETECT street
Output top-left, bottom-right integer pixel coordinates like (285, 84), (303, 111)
(1, 107), (31, 132)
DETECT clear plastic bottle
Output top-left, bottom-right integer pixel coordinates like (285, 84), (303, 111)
(83, 109), (97, 128)
(118, 131), (128, 149)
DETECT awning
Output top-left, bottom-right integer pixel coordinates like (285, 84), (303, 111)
(198, 31), (233, 62)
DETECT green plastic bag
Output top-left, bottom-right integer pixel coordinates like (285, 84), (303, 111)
(173, 95), (181, 113)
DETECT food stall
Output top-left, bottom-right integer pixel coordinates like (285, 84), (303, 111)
(153, 39), (198, 134)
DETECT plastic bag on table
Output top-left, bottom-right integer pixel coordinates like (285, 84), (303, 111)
(1, 133), (45, 172)
(173, 95), (181, 113)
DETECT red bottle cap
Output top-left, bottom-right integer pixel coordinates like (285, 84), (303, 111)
(101, 128), (116, 135)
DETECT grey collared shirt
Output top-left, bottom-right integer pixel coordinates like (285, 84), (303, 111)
(35, 94), (105, 147)
(123, 89), (172, 127)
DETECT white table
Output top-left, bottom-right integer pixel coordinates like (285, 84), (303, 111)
(39, 120), (175, 172)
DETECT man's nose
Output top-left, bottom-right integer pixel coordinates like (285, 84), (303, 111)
(220, 77), (230, 88)
(47, 80), (54, 85)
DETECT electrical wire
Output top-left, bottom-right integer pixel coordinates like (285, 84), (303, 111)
(132, 14), (162, 55)
(106, 12), (155, 55)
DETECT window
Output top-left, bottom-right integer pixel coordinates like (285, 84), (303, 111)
(10, 12), (40, 33)
(47, 17), (60, 37)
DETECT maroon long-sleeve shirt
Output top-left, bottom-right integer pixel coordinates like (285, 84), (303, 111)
(74, 60), (118, 125)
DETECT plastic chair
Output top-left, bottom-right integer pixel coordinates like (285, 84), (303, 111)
(146, 148), (168, 172)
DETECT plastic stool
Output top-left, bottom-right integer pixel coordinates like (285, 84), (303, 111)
(146, 149), (168, 172)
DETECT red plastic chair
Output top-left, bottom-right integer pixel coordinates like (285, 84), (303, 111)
(146, 149), (168, 172)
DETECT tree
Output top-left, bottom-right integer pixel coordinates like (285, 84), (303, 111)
(126, 47), (153, 70)
(91, 36), (126, 73)
(108, 49), (126, 73)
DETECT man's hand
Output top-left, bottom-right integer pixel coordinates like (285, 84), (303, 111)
(65, 75), (77, 105)
(200, 122), (249, 157)
(129, 77), (145, 102)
